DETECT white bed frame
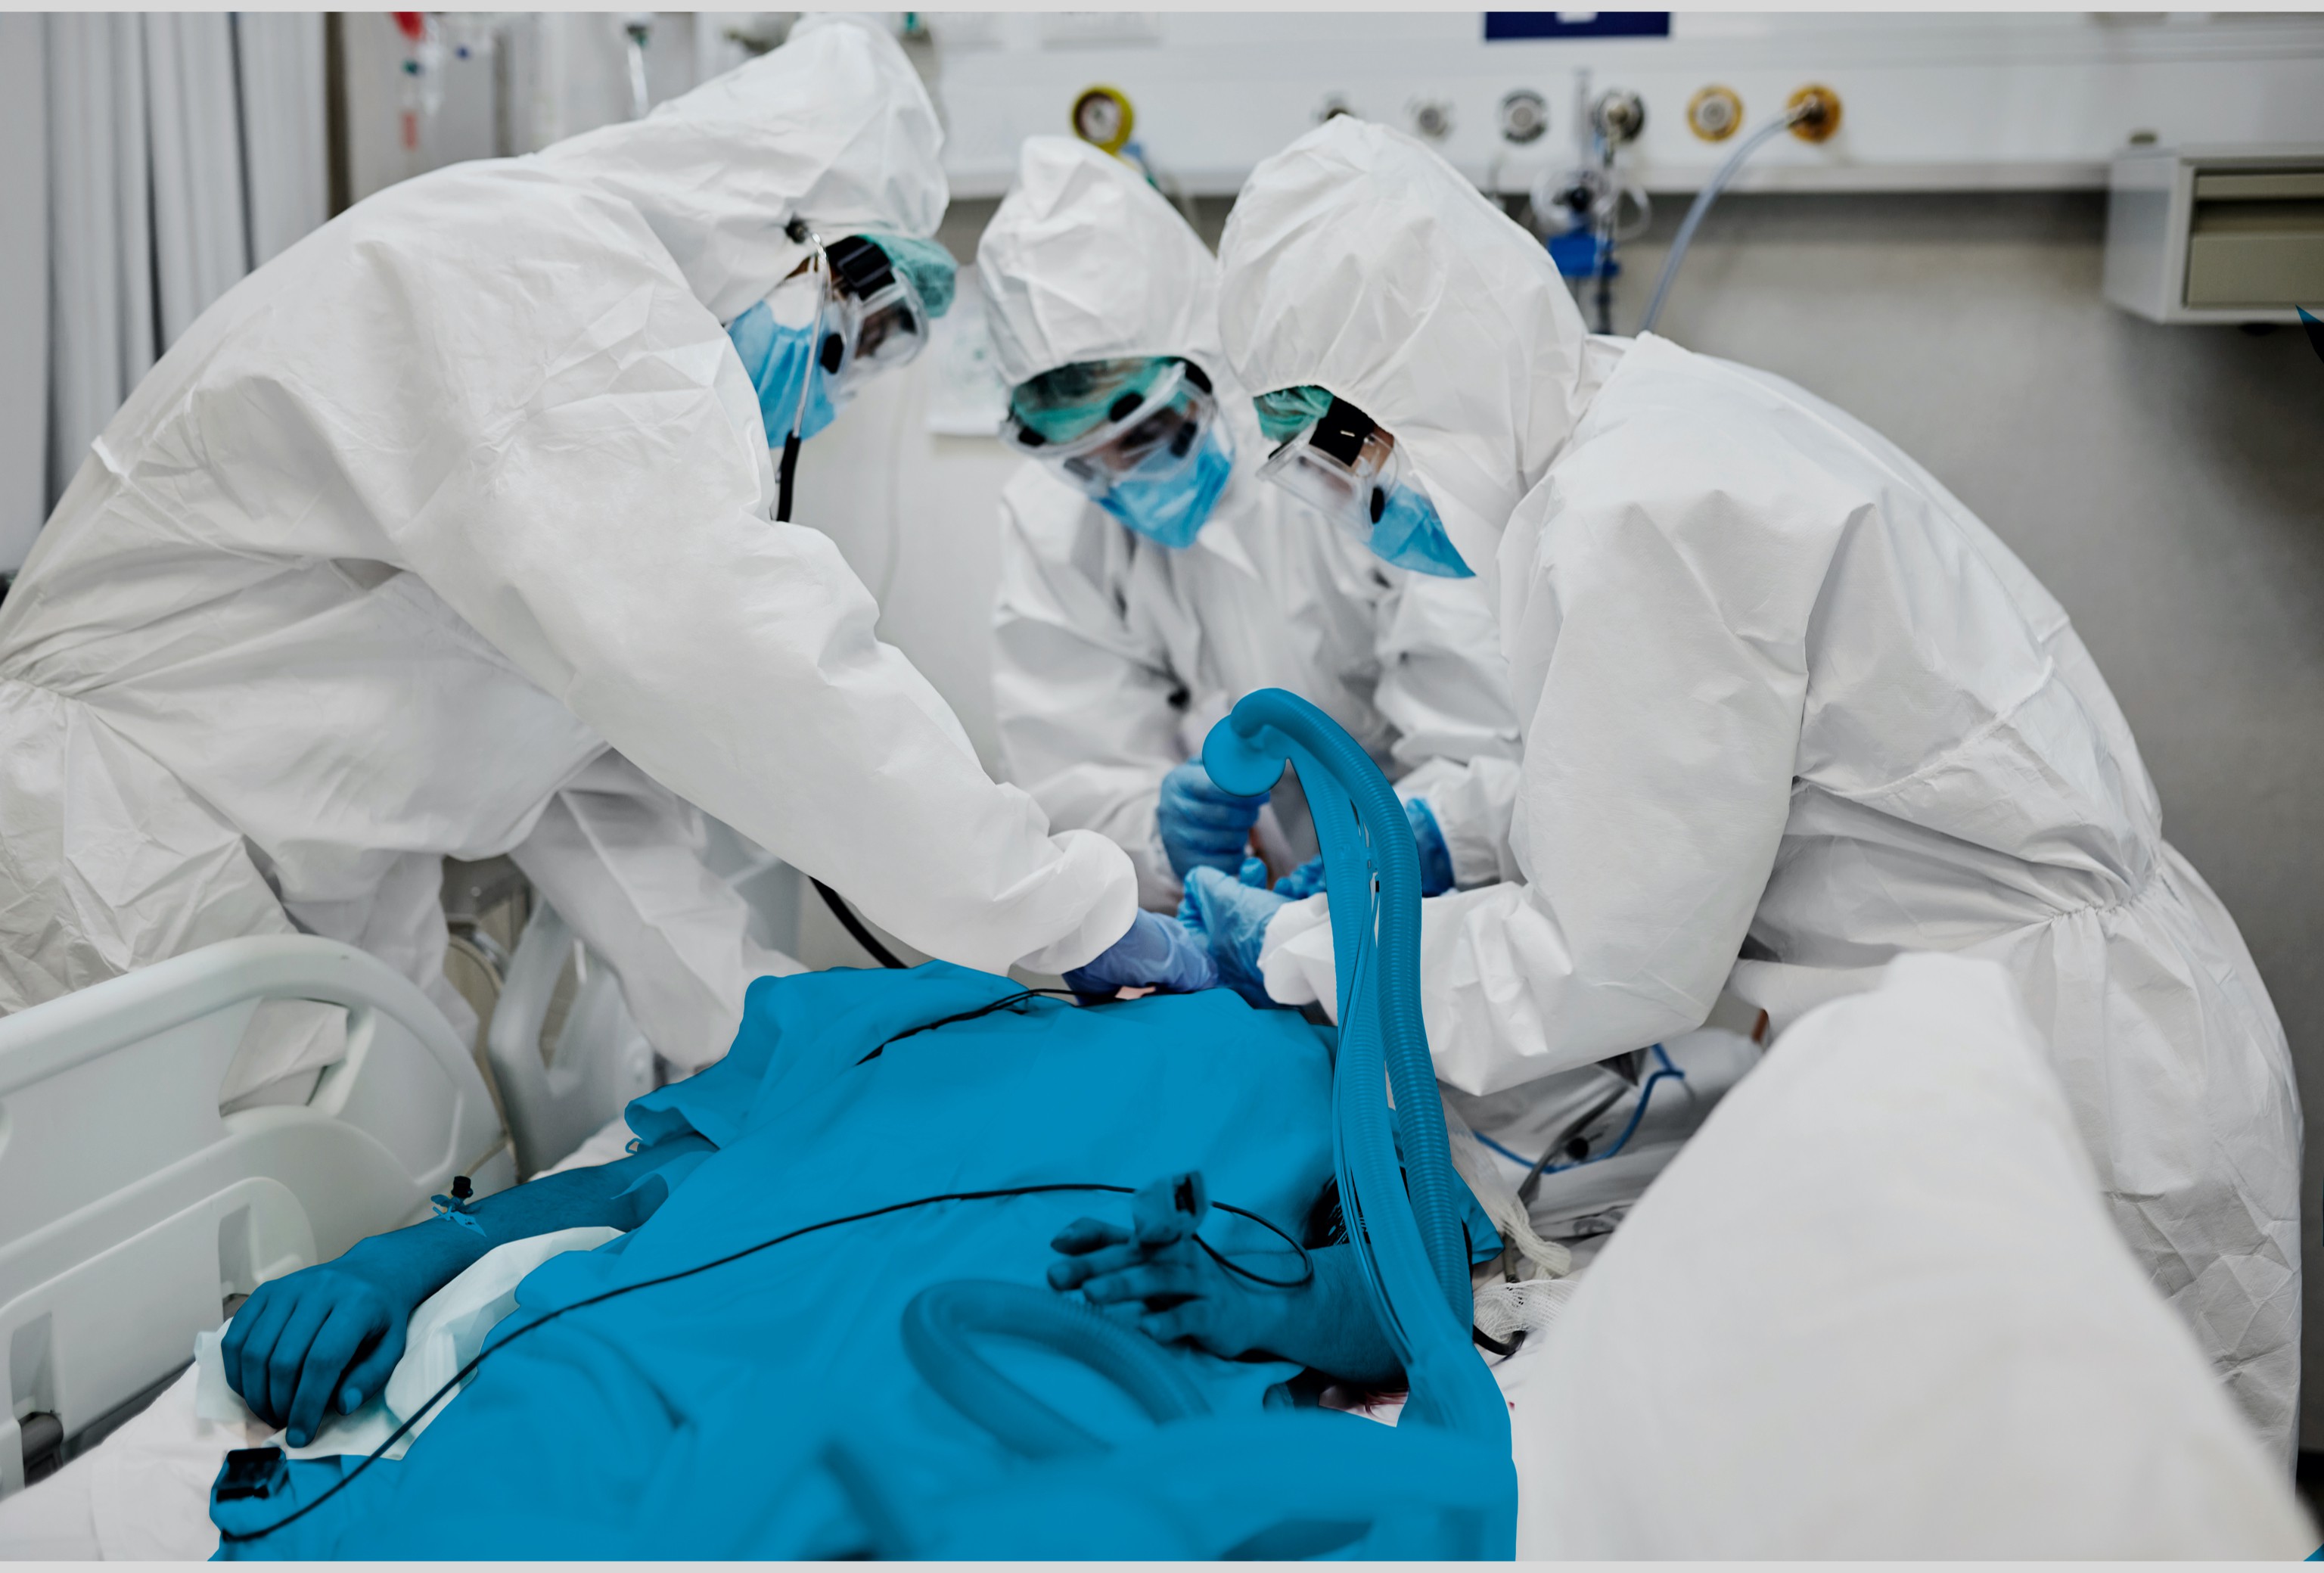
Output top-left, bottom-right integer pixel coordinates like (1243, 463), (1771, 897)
(0, 937), (507, 1497)
(0, 827), (801, 1500)
(485, 902), (657, 1180)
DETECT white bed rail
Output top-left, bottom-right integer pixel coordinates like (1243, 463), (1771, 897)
(486, 824), (797, 1179)
(0, 937), (508, 1496)
(486, 903), (656, 1180)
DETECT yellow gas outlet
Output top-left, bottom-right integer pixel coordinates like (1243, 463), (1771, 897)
(1071, 85), (1135, 154)
(1687, 85), (1743, 142)
(1787, 85), (1842, 142)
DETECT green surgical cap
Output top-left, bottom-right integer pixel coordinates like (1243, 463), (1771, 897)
(1254, 385), (1334, 443)
(1009, 355), (1173, 446)
(859, 232), (957, 319)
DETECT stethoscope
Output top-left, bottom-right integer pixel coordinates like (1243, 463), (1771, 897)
(774, 216), (830, 525)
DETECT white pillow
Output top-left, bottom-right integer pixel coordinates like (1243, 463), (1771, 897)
(1501, 953), (2313, 1558)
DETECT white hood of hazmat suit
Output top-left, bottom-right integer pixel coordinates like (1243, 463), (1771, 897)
(1218, 117), (2301, 1456)
(0, 18), (1136, 1105)
(977, 137), (1525, 912)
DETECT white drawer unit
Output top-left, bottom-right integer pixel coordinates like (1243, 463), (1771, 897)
(2104, 145), (2324, 325)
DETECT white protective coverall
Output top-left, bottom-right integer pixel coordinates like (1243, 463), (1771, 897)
(1216, 118), (2301, 1455)
(0, 19), (1136, 1102)
(978, 137), (1522, 911)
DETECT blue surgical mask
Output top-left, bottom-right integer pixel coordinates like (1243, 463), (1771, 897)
(1006, 361), (1235, 552)
(1366, 480), (1471, 579)
(1097, 413), (1234, 549)
(727, 291), (841, 444)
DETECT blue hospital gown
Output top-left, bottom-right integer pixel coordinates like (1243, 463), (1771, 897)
(214, 963), (1485, 1558)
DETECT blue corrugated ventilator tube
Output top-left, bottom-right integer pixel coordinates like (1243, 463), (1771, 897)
(868, 688), (1518, 1559)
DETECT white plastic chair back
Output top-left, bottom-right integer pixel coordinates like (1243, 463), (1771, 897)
(0, 937), (505, 1494)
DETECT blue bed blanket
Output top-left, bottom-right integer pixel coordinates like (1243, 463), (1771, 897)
(216, 962), (1469, 1559)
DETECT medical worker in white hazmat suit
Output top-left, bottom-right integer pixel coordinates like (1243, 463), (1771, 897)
(979, 137), (1523, 914)
(0, 19), (1187, 1109)
(1198, 118), (2300, 1455)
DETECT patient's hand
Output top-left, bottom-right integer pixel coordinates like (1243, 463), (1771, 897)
(1048, 1222), (1400, 1385)
(1049, 1217), (1285, 1360)
(219, 1132), (719, 1446)
(221, 1234), (454, 1446)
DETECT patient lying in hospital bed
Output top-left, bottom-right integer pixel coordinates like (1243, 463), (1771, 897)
(1, 954), (2311, 1558)
(7, 961), (1502, 1559)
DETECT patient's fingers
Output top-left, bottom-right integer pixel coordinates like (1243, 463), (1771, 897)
(229, 1288), (297, 1422)
(1076, 1261), (1199, 1307)
(1047, 1239), (1158, 1290)
(1049, 1217), (1129, 1255)
(284, 1303), (368, 1446)
(336, 1320), (408, 1419)
(262, 1297), (333, 1433)
(219, 1282), (272, 1382)
(1136, 1303), (1214, 1349)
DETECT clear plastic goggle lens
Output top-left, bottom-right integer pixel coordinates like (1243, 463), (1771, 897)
(849, 278), (925, 369)
(1260, 417), (1405, 536)
(819, 272), (929, 403)
(1002, 362), (1198, 468)
(1045, 381), (1216, 502)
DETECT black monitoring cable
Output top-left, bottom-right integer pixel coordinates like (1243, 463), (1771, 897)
(811, 877), (909, 969)
(219, 981), (1313, 1544)
(221, 1182), (1311, 1544)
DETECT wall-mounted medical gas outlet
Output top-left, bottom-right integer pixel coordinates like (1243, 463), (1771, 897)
(1499, 89), (1549, 145)
(1070, 85), (1134, 154)
(2105, 145), (2324, 324)
(1592, 89), (1645, 147)
(1687, 85), (1742, 142)
(1410, 98), (1455, 141)
(1787, 85), (1843, 142)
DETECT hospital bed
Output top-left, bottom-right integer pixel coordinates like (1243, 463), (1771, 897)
(0, 937), (506, 1497)
(0, 816), (801, 1500)
(3, 704), (2307, 1556)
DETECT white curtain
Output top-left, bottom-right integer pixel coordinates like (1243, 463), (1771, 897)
(1, 13), (327, 578)
(0, 17), (49, 577)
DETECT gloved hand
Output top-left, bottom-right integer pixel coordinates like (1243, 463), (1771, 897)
(1274, 797), (1456, 900)
(1178, 857), (1290, 1009)
(1156, 760), (1269, 882)
(219, 1228), (464, 1446)
(1063, 907), (1218, 996)
(1048, 1171), (1288, 1361)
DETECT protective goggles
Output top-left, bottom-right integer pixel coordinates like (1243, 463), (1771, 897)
(1258, 394), (1472, 578)
(1001, 360), (1220, 501)
(814, 234), (931, 403)
(1258, 395), (1415, 535)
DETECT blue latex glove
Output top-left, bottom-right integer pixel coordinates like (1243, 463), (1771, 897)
(1046, 1172), (1286, 1360)
(1179, 857), (1290, 1009)
(1063, 907), (1218, 995)
(1157, 760), (1269, 881)
(1275, 797), (1456, 901)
